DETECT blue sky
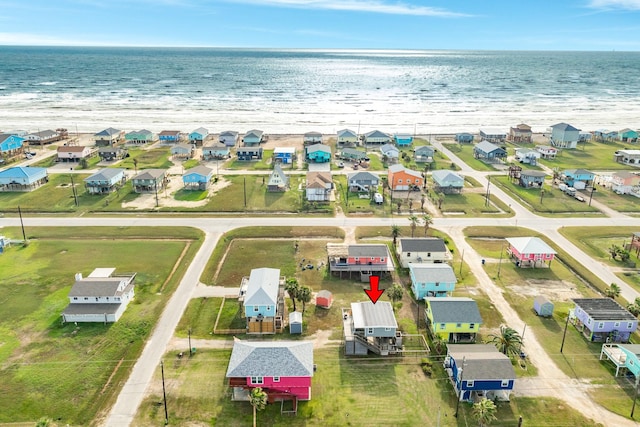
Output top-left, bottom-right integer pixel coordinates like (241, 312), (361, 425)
(1, 0), (640, 49)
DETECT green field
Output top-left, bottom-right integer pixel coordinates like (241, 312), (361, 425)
(538, 140), (634, 171)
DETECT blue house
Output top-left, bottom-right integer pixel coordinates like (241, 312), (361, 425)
(519, 170), (546, 189)
(601, 343), (640, 378)
(394, 133), (413, 146)
(182, 165), (213, 190)
(305, 144), (331, 163)
(159, 130), (181, 143)
(572, 298), (637, 343)
(594, 129), (618, 143)
(431, 170), (464, 194)
(84, 168), (126, 194)
(0, 134), (25, 158)
(363, 130), (392, 145)
(0, 166), (48, 191)
(473, 140), (507, 162)
(455, 133), (474, 143)
(274, 147), (296, 164)
(562, 169), (594, 189)
(189, 127), (209, 145)
(409, 263), (457, 299)
(241, 267), (282, 334)
(243, 130), (264, 146)
(619, 129), (639, 143)
(219, 131), (239, 147)
(445, 344), (516, 402)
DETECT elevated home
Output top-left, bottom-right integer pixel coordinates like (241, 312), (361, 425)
(445, 344), (516, 402)
(26, 129), (62, 145)
(0, 166), (48, 192)
(340, 147), (366, 162)
(394, 133), (413, 146)
(202, 142), (230, 160)
(614, 149), (640, 167)
(94, 128), (123, 146)
(61, 268), (136, 323)
(414, 145), (435, 163)
(479, 128), (506, 143)
(219, 130), (239, 147)
(363, 130), (392, 145)
(514, 147), (540, 165)
(536, 145), (558, 160)
(473, 140), (507, 162)
(508, 123), (533, 143)
(98, 146), (127, 162)
(273, 147), (296, 164)
(601, 344), (640, 377)
(189, 127), (209, 146)
(57, 145), (94, 163)
(387, 164), (423, 191)
(337, 129), (358, 145)
(132, 169), (167, 193)
(226, 340), (314, 407)
(579, 132), (592, 142)
(519, 170), (546, 189)
(267, 164), (289, 192)
(594, 129), (618, 143)
(303, 131), (323, 145)
(242, 129), (264, 146)
(239, 267), (284, 334)
(237, 147), (263, 161)
(305, 143), (331, 163)
(562, 169), (594, 189)
(380, 144), (399, 163)
(410, 264), (457, 299)
(343, 301), (401, 356)
(431, 170), (464, 194)
(327, 243), (394, 281)
(506, 237), (556, 268)
(455, 133), (474, 143)
(549, 123), (580, 149)
(347, 171), (379, 192)
(159, 130), (181, 143)
(619, 128), (638, 143)
(425, 297), (482, 342)
(84, 168), (126, 194)
(305, 172), (332, 202)
(572, 298), (638, 343)
(125, 129), (155, 145)
(182, 165), (213, 190)
(397, 237), (448, 268)
(611, 171), (640, 195)
(0, 134), (25, 160)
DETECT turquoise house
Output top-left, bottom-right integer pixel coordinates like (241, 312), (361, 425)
(182, 165), (213, 190)
(394, 133), (413, 146)
(0, 166), (48, 191)
(0, 134), (25, 157)
(601, 344), (640, 378)
(243, 130), (264, 146)
(409, 263), (457, 299)
(124, 129), (155, 144)
(189, 127), (209, 145)
(619, 129), (638, 143)
(241, 267), (282, 334)
(305, 143), (331, 163)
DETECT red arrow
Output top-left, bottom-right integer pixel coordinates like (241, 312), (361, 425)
(365, 275), (384, 304)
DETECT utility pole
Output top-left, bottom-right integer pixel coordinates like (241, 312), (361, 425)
(485, 176), (491, 207)
(17, 206), (27, 242)
(70, 175), (79, 207)
(188, 327), (193, 357)
(589, 187), (596, 206)
(497, 242), (504, 277)
(155, 181), (159, 208)
(243, 177), (247, 207)
(454, 357), (465, 418)
(459, 248), (465, 276)
(161, 360), (169, 425)
(631, 376), (640, 418)
(560, 312), (571, 353)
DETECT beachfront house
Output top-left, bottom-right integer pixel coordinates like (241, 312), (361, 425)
(242, 130), (264, 146)
(562, 169), (594, 189)
(305, 171), (332, 201)
(267, 164), (289, 192)
(380, 144), (400, 163)
(189, 127), (209, 146)
(619, 129), (639, 143)
(327, 243), (394, 281)
(614, 150), (640, 167)
(0, 134), (25, 160)
(445, 344), (516, 402)
(506, 237), (556, 268)
(132, 169), (167, 193)
(94, 128), (123, 146)
(159, 130), (182, 143)
(56, 145), (94, 163)
(305, 143), (331, 163)
(508, 123), (533, 143)
(337, 129), (358, 146)
(611, 171), (640, 195)
(273, 147), (296, 164)
(514, 148), (541, 165)
(342, 301), (401, 356)
(237, 147), (263, 161)
(549, 123), (580, 149)
(25, 129), (62, 145)
(398, 237), (449, 268)
(239, 267), (284, 334)
(536, 145), (558, 160)
(431, 170), (464, 194)
(410, 264), (457, 299)
(125, 129), (155, 145)
(479, 128), (506, 144)
(61, 268), (136, 324)
(182, 165), (213, 190)
(519, 170), (546, 189)
(387, 164), (423, 191)
(363, 130), (392, 145)
(594, 129), (618, 143)
(347, 171), (379, 192)
(455, 133), (474, 143)
(226, 340), (314, 407)
(98, 146), (128, 162)
(414, 145), (435, 163)
(473, 140), (507, 162)
(340, 147), (366, 162)
(303, 131), (323, 145)
(572, 298), (638, 343)
(0, 166), (48, 192)
(219, 131), (239, 147)
(425, 297), (482, 342)
(394, 133), (413, 146)
(202, 142), (230, 160)
(84, 168), (126, 194)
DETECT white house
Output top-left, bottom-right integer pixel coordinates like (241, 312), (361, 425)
(397, 238), (449, 268)
(306, 172), (333, 201)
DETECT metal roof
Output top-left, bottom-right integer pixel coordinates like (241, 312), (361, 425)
(426, 297), (482, 324)
(506, 237), (556, 255)
(244, 267), (280, 306)
(68, 278), (133, 298)
(133, 169), (166, 180)
(410, 264), (457, 284)
(226, 340), (314, 377)
(573, 298), (637, 321)
(84, 168), (125, 182)
(351, 301), (398, 329)
(400, 238), (446, 253)
(447, 344), (516, 381)
(347, 244), (390, 258)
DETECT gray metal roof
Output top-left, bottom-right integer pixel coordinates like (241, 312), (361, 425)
(573, 298), (636, 321)
(426, 297), (482, 324)
(475, 140), (506, 155)
(95, 127), (121, 137)
(352, 301), (398, 329)
(348, 171), (379, 182)
(226, 340), (314, 377)
(400, 238), (446, 253)
(447, 344), (516, 381)
(410, 264), (457, 284)
(348, 244), (390, 258)
(552, 122), (580, 132)
(431, 170), (464, 186)
(506, 237), (556, 255)
(244, 267), (280, 306)
(184, 165), (213, 177)
(520, 170), (547, 178)
(63, 303), (122, 315)
(84, 168), (125, 182)
(133, 169), (166, 180)
(68, 278), (132, 297)
(306, 143), (331, 153)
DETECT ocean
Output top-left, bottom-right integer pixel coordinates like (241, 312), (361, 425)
(1, 46), (639, 135)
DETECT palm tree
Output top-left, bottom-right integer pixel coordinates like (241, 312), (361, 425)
(298, 285), (312, 314)
(408, 215), (419, 238)
(605, 283), (621, 299)
(249, 387), (268, 427)
(488, 325), (523, 358)
(388, 283), (403, 303)
(422, 214), (433, 237)
(627, 303), (640, 317)
(420, 194), (426, 212)
(472, 398), (497, 427)
(285, 278), (300, 312)
(391, 224), (401, 247)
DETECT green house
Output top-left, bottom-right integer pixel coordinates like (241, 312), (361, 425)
(425, 297), (482, 343)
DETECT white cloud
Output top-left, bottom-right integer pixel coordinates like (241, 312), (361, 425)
(588, 0), (640, 10)
(224, 0), (469, 17)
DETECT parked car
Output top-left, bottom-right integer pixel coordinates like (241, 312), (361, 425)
(352, 163), (359, 170)
(575, 195), (585, 202)
(338, 162), (344, 168)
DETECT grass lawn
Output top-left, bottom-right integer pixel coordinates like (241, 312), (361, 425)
(173, 188), (208, 201)
(333, 175), (388, 217)
(428, 190), (512, 217)
(442, 142), (497, 171)
(590, 189), (640, 215)
(118, 148), (173, 170)
(0, 226), (203, 425)
(538, 140), (634, 171)
(176, 297), (224, 337)
(226, 150), (274, 170)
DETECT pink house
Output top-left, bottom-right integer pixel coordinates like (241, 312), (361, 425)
(506, 237), (556, 268)
(226, 340), (314, 406)
(327, 243), (395, 281)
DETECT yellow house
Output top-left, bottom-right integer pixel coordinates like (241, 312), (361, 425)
(425, 297), (483, 343)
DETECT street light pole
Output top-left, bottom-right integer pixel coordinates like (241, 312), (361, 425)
(631, 375), (640, 418)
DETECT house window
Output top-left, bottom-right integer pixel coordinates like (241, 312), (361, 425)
(354, 257), (360, 262)
(466, 380), (474, 388)
(456, 323), (462, 328)
(380, 258), (385, 262)
(250, 377), (264, 385)
(598, 322), (604, 329)
(614, 322), (620, 328)
(629, 322), (634, 329)
(427, 252), (431, 257)
(385, 327), (392, 332)
(501, 379), (509, 387)
(254, 307), (259, 312)
(267, 306), (271, 311)
(440, 323), (446, 330)
(115, 297), (120, 301)
(273, 377), (280, 383)
(435, 282), (440, 287)
(84, 297), (88, 301)
(631, 359), (635, 366)
(407, 252), (411, 257)
(587, 318), (592, 325)
(367, 328), (374, 335)
(73, 297), (78, 301)
(469, 323), (475, 329)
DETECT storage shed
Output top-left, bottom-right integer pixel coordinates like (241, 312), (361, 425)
(289, 311), (303, 334)
(316, 290), (333, 309)
(533, 296), (554, 317)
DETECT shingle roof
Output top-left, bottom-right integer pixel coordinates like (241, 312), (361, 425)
(431, 170), (464, 186)
(306, 143), (331, 153)
(348, 171), (379, 182)
(364, 130), (391, 139)
(184, 166), (213, 177)
(410, 264), (457, 284)
(520, 170), (547, 178)
(352, 301), (398, 329)
(506, 237), (556, 255)
(573, 298), (637, 321)
(306, 171), (332, 188)
(94, 128), (121, 137)
(226, 340), (314, 378)
(337, 129), (357, 138)
(475, 140), (506, 154)
(400, 238), (446, 253)
(347, 244), (390, 258)
(426, 297), (482, 324)
(447, 344), (516, 381)
(68, 278), (131, 297)
(245, 267), (280, 307)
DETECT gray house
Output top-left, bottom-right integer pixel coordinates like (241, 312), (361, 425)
(519, 170), (546, 189)
(267, 164), (289, 192)
(431, 170), (464, 194)
(341, 147), (366, 161)
(474, 140), (507, 162)
(414, 145), (435, 163)
(347, 171), (379, 192)
(343, 301), (401, 356)
(132, 169), (167, 193)
(219, 131), (239, 147)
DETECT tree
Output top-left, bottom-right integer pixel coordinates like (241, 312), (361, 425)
(437, 192), (444, 210)
(420, 194), (426, 211)
(391, 224), (401, 247)
(408, 199), (413, 213)
(605, 283), (621, 299)
(472, 398), (497, 427)
(422, 214), (433, 237)
(627, 303), (640, 317)
(487, 325), (523, 358)
(610, 244), (621, 260)
(388, 283), (403, 303)
(397, 200), (402, 214)
(285, 278), (300, 312)
(408, 215), (419, 237)
(552, 167), (560, 185)
(298, 285), (312, 314)
(249, 387), (268, 427)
